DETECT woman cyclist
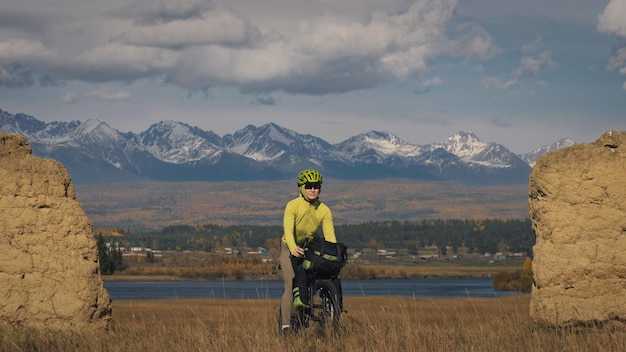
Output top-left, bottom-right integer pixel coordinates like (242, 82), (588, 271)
(279, 169), (338, 333)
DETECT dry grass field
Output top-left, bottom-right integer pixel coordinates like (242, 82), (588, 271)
(3, 295), (626, 352)
(75, 179), (529, 229)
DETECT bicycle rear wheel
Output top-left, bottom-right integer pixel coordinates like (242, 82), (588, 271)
(310, 279), (341, 336)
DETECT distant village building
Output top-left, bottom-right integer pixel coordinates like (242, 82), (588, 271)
(377, 249), (397, 259)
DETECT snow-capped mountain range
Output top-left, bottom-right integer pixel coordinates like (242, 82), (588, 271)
(0, 108), (575, 185)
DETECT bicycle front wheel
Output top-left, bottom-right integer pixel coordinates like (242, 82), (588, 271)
(311, 279), (341, 336)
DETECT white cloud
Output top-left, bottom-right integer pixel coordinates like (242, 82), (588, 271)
(607, 47), (626, 71)
(63, 92), (78, 104)
(0, 0), (500, 95)
(480, 76), (518, 90)
(482, 37), (558, 91)
(458, 0), (606, 23)
(128, 0), (215, 24)
(115, 9), (258, 48)
(514, 51), (558, 78)
(598, 0), (626, 90)
(422, 76), (444, 88)
(86, 88), (132, 101)
(0, 39), (60, 87)
(69, 43), (179, 81)
(439, 23), (498, 59)
(251, 95), (276, 106)
(414, 75), (444, 94)
(0, 39), (58, 63)
(522, 36), (544, 54)
(598, 0), (626, 37)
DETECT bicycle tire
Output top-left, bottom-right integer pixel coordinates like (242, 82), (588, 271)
(310, 279), (341, 336)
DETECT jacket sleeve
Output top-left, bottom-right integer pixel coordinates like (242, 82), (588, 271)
(282, 201), (298, 253)
(320, 204), (337, 243)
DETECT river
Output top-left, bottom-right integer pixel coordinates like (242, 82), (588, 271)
(104, 278), (522, 300)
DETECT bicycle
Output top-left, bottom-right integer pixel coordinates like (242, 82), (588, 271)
(279, 238), (346, 336)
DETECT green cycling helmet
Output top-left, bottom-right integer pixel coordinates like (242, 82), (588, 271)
(297, 169), (323, 186)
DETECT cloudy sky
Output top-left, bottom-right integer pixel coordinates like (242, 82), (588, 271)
(1, 0), (624, 154)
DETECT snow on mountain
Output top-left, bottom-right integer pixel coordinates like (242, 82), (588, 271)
(72, 120), (126, 145)
(439, 130), (484, 156)
(0, 110), (47, 136)
(334, 131), (425, 163)
(223, 123), (290, 161)
(137, 120), (224, 163)
(519, 138), (577, 167)
(432, 130), (523, 168)
(0, 110), (77, 144)
(223, 123), (333, 164)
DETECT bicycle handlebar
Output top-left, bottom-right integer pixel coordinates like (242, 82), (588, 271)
(299, 237), (311, 249)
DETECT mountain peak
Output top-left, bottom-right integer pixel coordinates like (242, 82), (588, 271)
(441, 130), (487, 155)
(77, 119), (109, 134)
(336, 130), (424, 159)
(447, 130), (482, 144)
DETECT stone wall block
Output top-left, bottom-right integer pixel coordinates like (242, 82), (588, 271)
(0, 133), (111, 331)
(529, 130), (626, 327)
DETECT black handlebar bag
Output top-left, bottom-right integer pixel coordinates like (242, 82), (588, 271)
(302, 237), (348, 278)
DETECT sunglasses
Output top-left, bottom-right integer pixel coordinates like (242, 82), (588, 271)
(304, 182), (321, 190)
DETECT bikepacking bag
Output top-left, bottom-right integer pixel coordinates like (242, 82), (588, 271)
(302, 236), (348, 277)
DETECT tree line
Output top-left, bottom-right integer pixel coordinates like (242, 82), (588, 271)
(102, 218), (535, 257)
(97, 233), (125, 274)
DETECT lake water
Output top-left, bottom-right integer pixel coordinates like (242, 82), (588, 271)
(104, 278), (522, 300)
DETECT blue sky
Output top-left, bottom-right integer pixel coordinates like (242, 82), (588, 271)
(0, 0), (624, 154)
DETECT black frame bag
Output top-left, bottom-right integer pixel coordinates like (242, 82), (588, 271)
(302, 236), (348, 278)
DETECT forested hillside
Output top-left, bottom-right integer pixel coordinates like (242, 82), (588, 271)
(100, 218), (534, 257)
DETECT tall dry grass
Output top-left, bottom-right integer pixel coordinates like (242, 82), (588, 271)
(2, 295), (625, 352)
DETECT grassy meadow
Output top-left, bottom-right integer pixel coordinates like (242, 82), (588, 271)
(2, 295), (626, 352)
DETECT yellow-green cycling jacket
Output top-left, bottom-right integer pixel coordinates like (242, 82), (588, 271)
(282, 195), (337, 254)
